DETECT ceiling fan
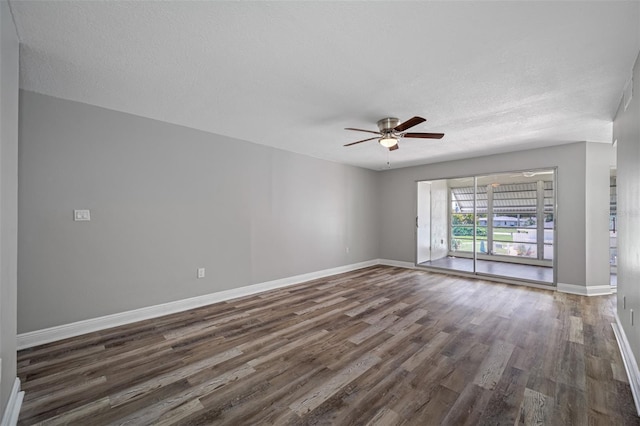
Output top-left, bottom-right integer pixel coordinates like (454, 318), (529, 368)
(344, 116), (444, 151)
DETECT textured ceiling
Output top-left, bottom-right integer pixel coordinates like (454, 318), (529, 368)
(9, 1), (640, 170)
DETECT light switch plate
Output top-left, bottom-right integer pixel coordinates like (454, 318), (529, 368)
(74, 209), (91, 221)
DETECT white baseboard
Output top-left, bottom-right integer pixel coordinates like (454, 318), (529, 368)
(17, 259), (379, 350)
(22, 259), (611, 350)
(378, 259), (416, 269)
(612, 313), (640, 416)
(557, 282), (613, 296)
(1, 378), (24, 426)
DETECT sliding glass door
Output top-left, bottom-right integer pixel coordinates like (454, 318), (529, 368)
(417, 169), (556, 285)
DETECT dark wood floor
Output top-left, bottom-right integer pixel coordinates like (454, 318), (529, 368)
(17, 266), (639, 425)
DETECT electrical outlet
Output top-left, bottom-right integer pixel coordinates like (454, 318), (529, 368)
(197, 268), (205, 279)
(346, 247), (350, 253)
(74, 209), (91, 221)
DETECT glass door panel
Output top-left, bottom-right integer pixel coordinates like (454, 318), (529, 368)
(474, 171), (554, 283)
(610, 169), (617, 286)
(419, 169), (555, 285)
(418, 178), (474, 273)
(476, 213), (488, 254)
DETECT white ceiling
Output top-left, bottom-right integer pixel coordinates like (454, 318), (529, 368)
(9, 1), (640, 170)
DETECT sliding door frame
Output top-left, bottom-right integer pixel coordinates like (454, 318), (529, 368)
(415, 167), (558, 287)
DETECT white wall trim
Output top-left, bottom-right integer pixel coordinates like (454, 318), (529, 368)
(1, 378), (24, 426)
(378, 259), (417, 269)
(18, 259), (614, 350)
(612, 313), (640, 416)
(557, 283), (613, 296)
(17, 259), (379, 350)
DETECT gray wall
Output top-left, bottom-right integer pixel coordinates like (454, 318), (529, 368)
(585, 142), (616, 288)
(377, 142), (613, 289)
(615, 51), (640, 367)
(18, 91), (379, 333)
(17, 92), (618, 338)
(0, 0), (18, 413)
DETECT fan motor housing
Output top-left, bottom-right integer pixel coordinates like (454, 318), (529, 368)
(377, 117), (400, 133)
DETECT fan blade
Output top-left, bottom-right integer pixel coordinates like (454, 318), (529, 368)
(344, 127), (382, 135)
(389, 144), (399, 151)
(403, 132), (445, 139)
(394, 116), (426, 132)
(344, 136), (379, 147)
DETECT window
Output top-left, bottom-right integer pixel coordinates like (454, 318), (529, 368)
(449, 178), (554, 261)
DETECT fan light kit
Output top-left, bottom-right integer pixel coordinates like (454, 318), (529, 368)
(379, 135), (397, 148)
(344, 116), (444, 151)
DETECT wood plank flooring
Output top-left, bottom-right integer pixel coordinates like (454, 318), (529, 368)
(17, 266), (639, 425)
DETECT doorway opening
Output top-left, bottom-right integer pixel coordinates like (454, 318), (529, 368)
(610, 168), (617, 287)
(416, 169), (556, 285)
